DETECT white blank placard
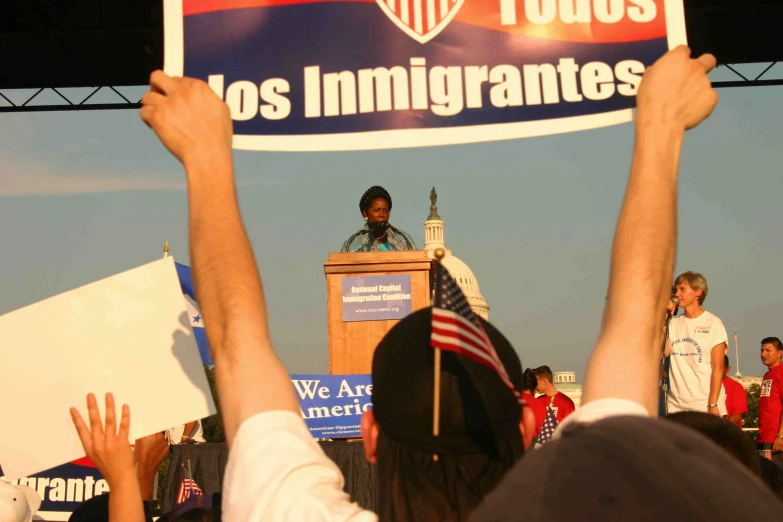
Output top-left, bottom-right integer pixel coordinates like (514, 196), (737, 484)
(0, 257), (216, 480)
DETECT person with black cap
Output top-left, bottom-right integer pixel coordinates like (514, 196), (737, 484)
(469, 47), (783, 521)
(363, 305), (534, 521)
(341, 186), (417, 252)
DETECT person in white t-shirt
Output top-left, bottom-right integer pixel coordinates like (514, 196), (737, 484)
(665, 271), (728, 416)
(135, 47), (751, 522)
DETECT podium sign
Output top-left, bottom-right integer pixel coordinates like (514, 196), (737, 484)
(341, 274), (412, 322)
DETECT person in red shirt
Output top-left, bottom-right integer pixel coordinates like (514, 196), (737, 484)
(722, 355), (748, 427)
(757, 337), (783, 468)
(522, 369), (547, 442)
(533, 366), (576, 423)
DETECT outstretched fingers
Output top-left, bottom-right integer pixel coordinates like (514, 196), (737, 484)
(119, 403), (131, 442)
(86, 393), (104, 441)
(105, 393), (117, 438)
(70, 406), (94, 455)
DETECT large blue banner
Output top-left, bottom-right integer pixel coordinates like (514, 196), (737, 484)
(342, 274), (412, 322)
(163, 0), (684, 151)
(292, 374), (373, 438)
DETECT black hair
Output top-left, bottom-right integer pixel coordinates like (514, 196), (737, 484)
(68, 493), (109, 522)
(522, 368), (537, 394)
(665, 411), (761, 476)
(360, 186), (392, 214)
(724, 354), (730, 368)
(372, 308), (523, 522)
(532, 365), (553, 383)
(760, 458), (783, 501)
(762, 337), (783, 352)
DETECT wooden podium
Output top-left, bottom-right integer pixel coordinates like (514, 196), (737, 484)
(324, 251), (433, 374)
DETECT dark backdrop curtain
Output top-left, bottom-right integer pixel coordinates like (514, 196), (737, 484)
(163, 442), (378, 514)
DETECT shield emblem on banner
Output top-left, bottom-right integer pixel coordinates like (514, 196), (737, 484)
(376, 0), (464, 44)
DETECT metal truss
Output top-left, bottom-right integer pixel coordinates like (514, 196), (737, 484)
(712, 62), (782, 88)
(0, 86), (141, 113)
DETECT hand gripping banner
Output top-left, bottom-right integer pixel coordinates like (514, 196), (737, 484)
(163, 0), (686, 151)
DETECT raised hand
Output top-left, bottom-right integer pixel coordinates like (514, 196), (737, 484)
(637, 45), (718, 132)
(70, 393), (137, 488)
(140, 71), (233, 168)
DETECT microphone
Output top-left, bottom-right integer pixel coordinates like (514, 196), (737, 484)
(368, 221), (390, 234)
(669, 296), (679, 317)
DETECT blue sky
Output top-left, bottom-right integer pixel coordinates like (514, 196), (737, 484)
(1, 64), (781, 380)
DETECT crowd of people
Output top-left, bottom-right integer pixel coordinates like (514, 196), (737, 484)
(62, 46), (783, 521)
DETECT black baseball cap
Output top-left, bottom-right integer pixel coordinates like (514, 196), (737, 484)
(371, 307), (524, 456)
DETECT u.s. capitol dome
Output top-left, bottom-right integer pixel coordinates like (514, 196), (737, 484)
(423, 188), (490, 320)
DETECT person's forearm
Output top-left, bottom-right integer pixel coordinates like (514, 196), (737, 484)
(182, 421), (197, 439)
(137, 475), (155, 502)
(777, 414), (783, 438)
(184, 150), (298, 446)
(581, 116), (684, 415)
(109, 477), (145, 522)
(709, 367), (723, 406)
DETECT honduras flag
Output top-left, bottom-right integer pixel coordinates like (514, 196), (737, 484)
(175, 262), (214, 366)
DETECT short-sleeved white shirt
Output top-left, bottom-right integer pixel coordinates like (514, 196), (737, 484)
(667, 311), (728, 415)
(222, 411), (377, 522)
(223, 400), (654, 521)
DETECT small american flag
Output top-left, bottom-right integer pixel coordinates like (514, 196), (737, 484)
(537, 406), (559, 445)
(430, 261), (525, 406)
(734, 331), (738, 342)
(176, 463), (203, 504)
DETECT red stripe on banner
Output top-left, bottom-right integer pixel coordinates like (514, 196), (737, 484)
(406, 0), (415, 31)
(184, 0), (372, 16)
(184, 0), (666, 43)
(70, 456), (97, 468)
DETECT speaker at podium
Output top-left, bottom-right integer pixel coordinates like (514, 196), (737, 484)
(323, 251), (434, 374)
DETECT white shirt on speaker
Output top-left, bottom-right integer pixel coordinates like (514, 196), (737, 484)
(667, 311), (728, 415)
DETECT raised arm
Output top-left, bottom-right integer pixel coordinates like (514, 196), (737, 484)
(140, 74), (299, 446)
(70, 394), (146, 522)
(581, 47), (718, 415)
